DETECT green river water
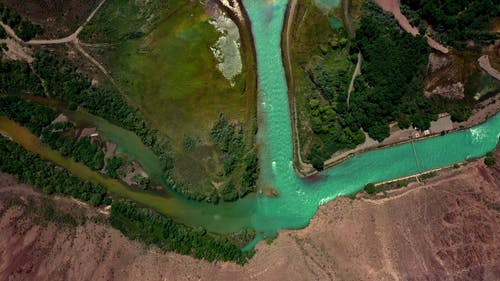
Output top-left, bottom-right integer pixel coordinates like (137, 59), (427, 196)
(2, 0), (500, 248)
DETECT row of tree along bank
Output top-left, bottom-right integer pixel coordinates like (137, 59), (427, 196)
(0, 133), (255, 264)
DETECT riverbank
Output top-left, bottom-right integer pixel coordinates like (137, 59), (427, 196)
(323, 93), (500, 171)
(0, 116), (256, 234)
(2, 146), (499, 279)
(281, 0), (315, 177)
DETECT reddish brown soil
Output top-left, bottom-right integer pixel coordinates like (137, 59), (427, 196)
(0, 0), (100, 37)
(1, 150), (500, 281)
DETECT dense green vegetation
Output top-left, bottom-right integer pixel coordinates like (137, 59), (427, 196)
(210, 114), (258, 201)
(290, 1), (365, 170)
(0, 3), (43, 41)
(172, 114), (258, 203)
(0, 60), (44, 94)
(41, 123), (105, 171)
(348, 2), (433, 140)
(0, 96), (56, 135)
(210, 114), (244, 176)
(0, 96), (107, 171)
(485, 151), (497, 167)
(0, 137), (110, 206)
(0, 25), (6, 38)
(110, 200), (254, 264)
(105, 156), (125, 179)
(364, 183), (377, 195)
(295, 1), (480, 168)
(401, 0), (499, 47)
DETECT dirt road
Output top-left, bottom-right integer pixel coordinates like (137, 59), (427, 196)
(347, 51), (362, 107)
(26, 0), (106, 45)
(0, 0), (113, 86)
(479, 55), (500, 81)
(373, 0), (449, 54)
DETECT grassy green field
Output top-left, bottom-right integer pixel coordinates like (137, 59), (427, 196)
(81, 0), (256, 199)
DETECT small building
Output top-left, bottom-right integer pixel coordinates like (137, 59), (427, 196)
(51, 113), (70, 125)
(76, 127), (98, 139)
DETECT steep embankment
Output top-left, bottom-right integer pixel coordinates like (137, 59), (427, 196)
(2, 147), (500, 280)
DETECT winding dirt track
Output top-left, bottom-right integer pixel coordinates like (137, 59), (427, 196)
(0, 0), (116, 87)
(479, 55), (500, 81)
(26, 0), (107, 45)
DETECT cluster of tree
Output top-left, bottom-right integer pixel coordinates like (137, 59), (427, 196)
(40, 123), (105, 171)
(0, 96), (57, 135)
(0, 97), (129, 179)
(0, 97), (106, 172)
(308, 61), (350, 102)
(172, 114), (258, 204)
(132, 174), (151, 189)
(0, 49), (193, 202)
(302, 2), (478, 168)
(105, 156), (125, 179)
(31, 51), (174, 175)
(0, 4), (43, 41)
(0, 137), (111, 206)
(348, 2), (432, 140)
(401, 0), (499, 46)
(349, 2), (476, 135)
(307, 99), (366, 170)
(210, 113), (245, 176)
(182, 135), (199, 152)
(110, 200), (254, 264)
(208, 113), (258, 202)
(0, 25), (6, 39)
(485, 151), (496, 167)
(0, 60), (44, 95)
(241, 151), (259, 194)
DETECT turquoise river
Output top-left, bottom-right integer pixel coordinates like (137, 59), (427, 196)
(82, 0), (500, 245)
(8, 0), (499, 248)
(235, 0), (500, 245)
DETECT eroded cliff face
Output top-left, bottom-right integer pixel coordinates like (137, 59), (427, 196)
(1, 149), (500, 281)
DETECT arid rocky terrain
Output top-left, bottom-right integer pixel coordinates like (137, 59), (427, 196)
(1, 147), (500, 280)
